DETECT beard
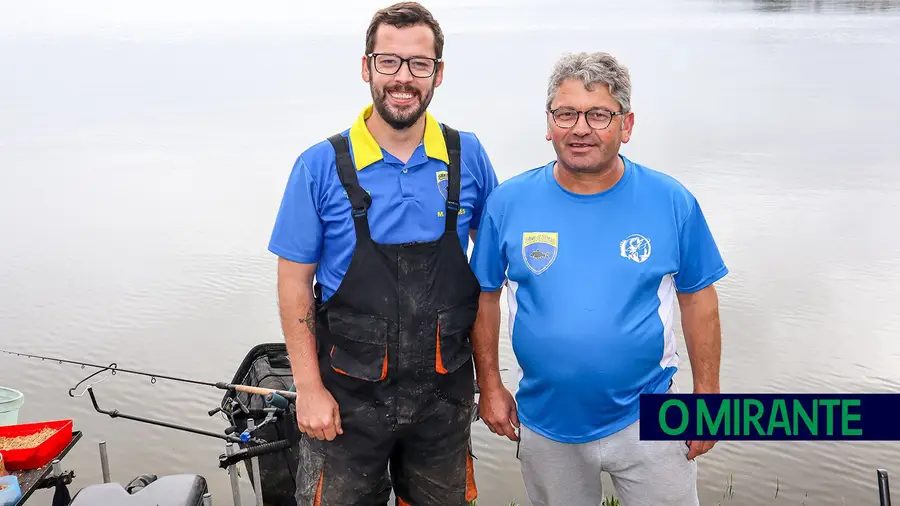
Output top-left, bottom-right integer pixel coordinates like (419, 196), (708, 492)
(554, 138), (617, 174)
(560, 155), (605, 173)
(371, 81), (435, 130)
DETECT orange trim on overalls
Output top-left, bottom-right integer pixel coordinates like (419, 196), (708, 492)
(466, 451), (478, 502)
(436, 320), (448, 374)
(313, 468), (324, 506)
(330, 345), (389, 381)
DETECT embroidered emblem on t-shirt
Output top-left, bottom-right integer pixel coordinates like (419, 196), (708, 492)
(522, 232), (558, 275)
(436, 170), (449, 200)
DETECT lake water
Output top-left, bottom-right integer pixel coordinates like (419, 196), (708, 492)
(2, 0), (900, 504)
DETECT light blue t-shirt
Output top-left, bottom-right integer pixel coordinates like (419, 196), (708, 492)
(470, 155), (728, 443)
(269, 105), (499, 302)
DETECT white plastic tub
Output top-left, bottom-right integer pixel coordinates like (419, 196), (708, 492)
(0, 387), (24, 426)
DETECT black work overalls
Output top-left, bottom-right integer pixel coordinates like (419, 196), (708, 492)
(295, 124), (481, 506)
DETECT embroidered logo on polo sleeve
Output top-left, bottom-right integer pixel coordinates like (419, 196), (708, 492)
(620, 234), (652, 263)
(522, 232), (558, 275)
(436, 170), (449, 200)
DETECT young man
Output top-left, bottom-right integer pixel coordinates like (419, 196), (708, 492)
(267, 3), (498, 505)
(470, 51), (728, 506)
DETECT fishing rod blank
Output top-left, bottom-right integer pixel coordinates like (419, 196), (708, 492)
(0, 349), (218, 387)
(0, 348), (297, 403)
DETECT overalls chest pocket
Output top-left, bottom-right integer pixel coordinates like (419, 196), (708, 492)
(435, 302), (478, 375)
(327, 309), (389, 382)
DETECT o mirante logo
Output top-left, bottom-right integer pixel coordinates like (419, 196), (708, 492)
(638, 394), (899, 441)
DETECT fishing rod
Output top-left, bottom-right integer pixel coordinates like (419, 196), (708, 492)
(0, 348), (298, 446)
(0, 348), (297, 402)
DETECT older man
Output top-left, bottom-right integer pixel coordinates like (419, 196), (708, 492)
(469, 51), (727, 505)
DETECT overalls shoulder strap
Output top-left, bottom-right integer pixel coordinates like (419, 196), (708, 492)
(326, 126), (461, 239)
(441, 124), (462, 234)
(327, 133), (372, 242)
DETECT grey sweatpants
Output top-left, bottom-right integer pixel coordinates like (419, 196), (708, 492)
(517, 418), (699, 506)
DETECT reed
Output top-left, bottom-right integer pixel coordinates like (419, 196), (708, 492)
(468, 496), (620, 506)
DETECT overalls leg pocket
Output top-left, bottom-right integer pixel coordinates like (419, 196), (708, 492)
(435, 302), (478, 375)
(327, 309), (389, 382)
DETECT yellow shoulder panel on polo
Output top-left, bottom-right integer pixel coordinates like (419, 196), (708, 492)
(347, 104), (450, 171)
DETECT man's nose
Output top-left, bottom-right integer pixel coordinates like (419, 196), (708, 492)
(393, 61), (415, 83)
(572, 113), (592, 135)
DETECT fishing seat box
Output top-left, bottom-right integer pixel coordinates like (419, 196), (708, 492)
(220, 343), (300, 506)
(68, 474), (208, 506)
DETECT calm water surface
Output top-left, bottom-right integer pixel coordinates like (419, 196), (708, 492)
(2, 0), (900, 504)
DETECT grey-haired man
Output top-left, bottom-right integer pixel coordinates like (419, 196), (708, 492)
(469, 51), (728, 505)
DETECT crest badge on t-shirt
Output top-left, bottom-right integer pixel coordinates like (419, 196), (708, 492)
(436, 170), (449, 200)
(522, 232), (558, 275)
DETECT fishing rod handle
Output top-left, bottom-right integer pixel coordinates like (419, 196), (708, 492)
(219, 382), (297, 401)
(239, 385), (296, 400)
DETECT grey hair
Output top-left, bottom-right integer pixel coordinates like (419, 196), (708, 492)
(546, 52), (632, 113)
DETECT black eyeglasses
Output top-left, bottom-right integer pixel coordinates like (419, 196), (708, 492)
(549, 107), (626, 130)
(367, 53), (441, 78)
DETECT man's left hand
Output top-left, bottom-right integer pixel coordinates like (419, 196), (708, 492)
(685, 384), (719, 460)
(677, 284), (723, 461)
(685, 439), (716, 460)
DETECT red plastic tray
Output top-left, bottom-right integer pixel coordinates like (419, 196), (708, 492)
(0, 419), (73, 471)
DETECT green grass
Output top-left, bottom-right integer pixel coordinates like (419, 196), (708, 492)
(469, 496), (619, 506)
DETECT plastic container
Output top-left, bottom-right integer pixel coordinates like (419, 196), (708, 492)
(0, 389), (23, 427)
(0, 419), (73, 471)
(0, 475), (22, 506)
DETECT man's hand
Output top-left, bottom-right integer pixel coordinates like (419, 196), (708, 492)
(479, 382), (519, 441)
(685, 384), (719, 459)
(678, 283), (723, 460)
(469, 288), (517, 439)
(686, 439), (715, 460)
(295, 383), (343, 441)
(277, 257), (341, 440)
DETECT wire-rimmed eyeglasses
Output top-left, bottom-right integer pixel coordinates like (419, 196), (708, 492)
(367, 53), (441, 78)
(549, 107), (626, 130)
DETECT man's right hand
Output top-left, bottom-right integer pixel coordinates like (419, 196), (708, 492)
(295, 383), (343, 441)
(479, 382), (519, 441)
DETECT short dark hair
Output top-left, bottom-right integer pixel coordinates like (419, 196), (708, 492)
(365, 2), (445, 59)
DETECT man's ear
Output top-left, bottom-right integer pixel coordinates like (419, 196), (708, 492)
(433, 61), (444, 88)
(361, 55), (371, 83)
(621, 111), (635, 143)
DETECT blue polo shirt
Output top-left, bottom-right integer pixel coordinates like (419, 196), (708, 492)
(470, 156), (728, 443)
(269, 104), (499, 302)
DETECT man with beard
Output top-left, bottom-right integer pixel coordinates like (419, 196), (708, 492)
(469, 52), (728, 505)
(267, 2), (498, 505)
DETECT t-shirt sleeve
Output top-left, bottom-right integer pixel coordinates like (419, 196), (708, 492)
(267, 156), (323, 264)
(469, 135), (499, 230)
(469, 206), (507, 291)
(673, 196), (728, 293)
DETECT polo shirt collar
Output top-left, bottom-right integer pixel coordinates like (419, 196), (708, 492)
(347, 103), (450, 171)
